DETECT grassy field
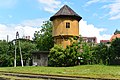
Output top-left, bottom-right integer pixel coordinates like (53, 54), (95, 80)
(0, 65), (120, 79)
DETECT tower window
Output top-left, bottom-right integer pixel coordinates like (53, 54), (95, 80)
(66, 22), (70, 28)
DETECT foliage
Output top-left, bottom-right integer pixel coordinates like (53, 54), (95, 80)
(34, 21), (54, 51)
(91, 43), (109, 65)
(79, 42), (93, 65)
(48, 45), (65, 67)
(64, 43), (79, 66)
(111, 38), (120, 57)
(13, 39), (37, 66)
(49, 36), (118, 66)
(0, 40), (13, 67)
(0, 39), (37, 67)
(18, 41), (37, 66)
(109, 38), (120, 64)
(49, 36), (82, 67)
(114, 29), (120, 34)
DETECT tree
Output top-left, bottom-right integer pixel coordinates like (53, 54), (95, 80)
(0, 40), (13, 67)
(49, 36), (84, 67)
(114, 29), (120, 35)
(48, 44), (65, 67)
(110, 38), (120, 64)
(92, 43), (109, 65)
(64, 42), (80, 66)
(20, 41), (37, 66)
(0, 38), (37, 67)
(34, 21), (54, 51)
(12, 39), (37, 66)
(80, 42), (93, 65)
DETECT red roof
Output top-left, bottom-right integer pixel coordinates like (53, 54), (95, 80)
(110, 34), (120, 42)
(100, 40), (109, 43)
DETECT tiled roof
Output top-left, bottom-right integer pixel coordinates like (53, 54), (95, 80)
(100, 40), (109, 42)
(100, 40), (109, 43)
(110, 34), (120, 42)
(50, 5), (82, 21)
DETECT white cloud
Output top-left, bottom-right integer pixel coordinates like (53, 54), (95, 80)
(85, 0), (113, 6)
(0, 18), (49, 41)
(85, 0), (100, 6)
(0, 0), (17, 8)
(0, 24), (15, 41)
(86, 0), (120, 20)
(102, 0), (120, 20)
(0, 18), (45, 41)
(21, 18), (45, 27)
(37, 0), (62, 13)
(109, 14), (120, 20)
(0, 24), (41, 41)
(15, 25), (41, 40)
(79, 20), (112, 43)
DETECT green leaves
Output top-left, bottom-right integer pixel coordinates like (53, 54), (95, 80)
(110, 38), (120, 64)
(0, 40), (13, 67)
(34, 21), (54, 51)
(49, 37), (83, 67)
(49, 45), (65, 67)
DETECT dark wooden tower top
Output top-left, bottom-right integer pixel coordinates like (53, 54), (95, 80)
(50, 5), (82, 21)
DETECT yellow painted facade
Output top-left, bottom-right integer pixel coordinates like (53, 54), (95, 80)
(52, 17), (79, 48)
(52, 17), (79, 37)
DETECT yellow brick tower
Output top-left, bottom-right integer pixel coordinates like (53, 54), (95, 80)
(50, 5), (82, 48)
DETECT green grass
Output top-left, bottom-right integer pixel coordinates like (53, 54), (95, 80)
(0, 65), (120, 79)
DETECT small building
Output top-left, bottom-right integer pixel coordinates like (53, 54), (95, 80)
(100, 40), (110, 44)
(82, 37), (97, 43)
(32, 51), (49, 66)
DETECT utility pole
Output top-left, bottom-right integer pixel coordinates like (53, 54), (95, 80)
(14, 43), (17, 67)
(14, 32), (17, 67)
(7, 35), (9, 42)
(19, 37), (24, 67)
(14, 31), (24, 67)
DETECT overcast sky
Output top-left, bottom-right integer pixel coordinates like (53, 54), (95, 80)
(0, 0), (120, 42)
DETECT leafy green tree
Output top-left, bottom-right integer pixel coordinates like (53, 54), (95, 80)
(110, 38), (120, 64)
(0, 40), (13, 67)
(80, 42), (93, 65)
(92, 43), (109, 65)
(49, 36), (83, 67)
(49, 35), (117, 66)
(111, 38), (120, 57)
(114, 29), (120, 34)
(64, 42), (80, 66)
(20, 41), (37, 66)
(12, 39), (37, 66)
(48, 44), (65, 67)
(34, 21), (54, 51)
(0, 39), (37, 67)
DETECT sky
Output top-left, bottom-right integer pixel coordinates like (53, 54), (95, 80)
(0, 0), (120, 42)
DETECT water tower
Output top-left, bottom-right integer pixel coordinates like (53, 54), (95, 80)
(50, 5), (82, 48)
